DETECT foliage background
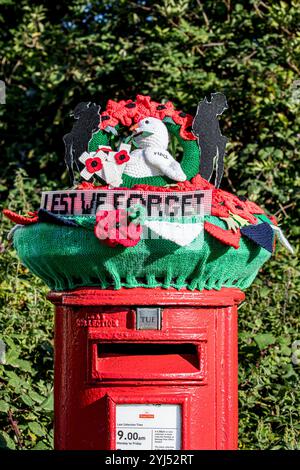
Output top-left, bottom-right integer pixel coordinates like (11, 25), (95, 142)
(0, 0), (299, 450)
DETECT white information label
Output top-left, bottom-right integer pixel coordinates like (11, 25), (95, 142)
(116, 404), (181, 450)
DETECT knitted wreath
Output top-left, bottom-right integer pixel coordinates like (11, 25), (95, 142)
(86, 95), (200, 188)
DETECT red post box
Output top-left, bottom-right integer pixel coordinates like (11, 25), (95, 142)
(48, 286), (244, 450)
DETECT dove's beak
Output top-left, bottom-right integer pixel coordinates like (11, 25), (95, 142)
(130, 123), (139, 132)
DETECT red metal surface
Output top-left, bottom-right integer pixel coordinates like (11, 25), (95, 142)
(48, 287), (244, 450)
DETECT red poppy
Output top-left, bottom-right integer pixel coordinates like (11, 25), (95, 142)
(94, 209), (142, 247)
(213, 189), (257, 224)
(99, 112), (119, 130)
(123, 99), (139, 122)
(134, 94), (160, 122)
(77, 181), (98, 190)
(211, 202), (230, 218)
(156, 101), (175, 120)
(76, 181), (110, 190)
(85, 157), (103, 174)
(106, 99), (137, 127)
(172, 109), (190, 126)
(98, 95), (198, 141)
(242, 199), (265, 215)
(192, 174), (214, 189)
(170, 112), (196, 140)
(115, 150), (130, 165)
(96, 146), (112, 153)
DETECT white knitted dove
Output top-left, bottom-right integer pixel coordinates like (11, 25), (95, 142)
(124, 117), (187, 182)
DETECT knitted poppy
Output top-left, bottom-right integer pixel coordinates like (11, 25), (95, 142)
(100, 112), (119, 130)
(107, 99), (137, 127)
(96, 95), (198, 141)
(135, 96), (176, 122)
(211, 201), (230, 218)
(77, 181), (110, 190)
(96, 146), (112, 153)
(115, 150), (130, 165)
(94, 209), (142, 247)
(171, 112), (196, 140)
(155, 101), (175, 120)
(77, 181), (100, 190)
(123, 100), (138, 120)
(78, 152), (104, 181)
(172, 110), (189, 126)
(134, 95), (160, 122)
(214, 189), (257, 224)
(242, 199), (265, 215)
(85, 157), (103, 173)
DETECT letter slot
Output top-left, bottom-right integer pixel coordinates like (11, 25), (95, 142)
(90, 341), (206, 382)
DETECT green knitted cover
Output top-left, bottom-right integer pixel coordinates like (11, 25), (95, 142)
(13, 215), (271, 291)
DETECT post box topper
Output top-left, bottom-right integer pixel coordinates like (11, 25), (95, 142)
(3, 94), (293, 292)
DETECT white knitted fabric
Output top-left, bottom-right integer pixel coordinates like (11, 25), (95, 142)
(271, 225), (294, 253)
(125, 149), (163, 177)
(79, 144), (131, 187)
(143, 220), (204, 246)
(134, 117), (169, 149)
(124, 117), (186, 181)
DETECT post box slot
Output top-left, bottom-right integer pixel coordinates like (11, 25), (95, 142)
(94, 342), (201, 379)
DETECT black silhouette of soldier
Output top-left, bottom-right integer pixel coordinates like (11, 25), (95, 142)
(192, 93), (228, 188)
(63, 102), (101, 186)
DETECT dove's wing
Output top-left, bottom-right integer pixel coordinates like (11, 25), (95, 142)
(144, 148), (186, 182)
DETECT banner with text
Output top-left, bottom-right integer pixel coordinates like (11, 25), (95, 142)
(40, 190), (212, 218)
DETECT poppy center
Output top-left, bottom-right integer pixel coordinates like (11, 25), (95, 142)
(86, 157), (102, 173)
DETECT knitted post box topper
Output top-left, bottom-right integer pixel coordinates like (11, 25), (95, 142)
(4, 94), (293, 292)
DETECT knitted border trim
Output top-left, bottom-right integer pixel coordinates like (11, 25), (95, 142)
(33, 274), (260, 293)
(2, 209), (38, 225)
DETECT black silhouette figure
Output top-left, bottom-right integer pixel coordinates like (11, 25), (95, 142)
(192, 93), (228, 188)
(63, 102), (101, 185)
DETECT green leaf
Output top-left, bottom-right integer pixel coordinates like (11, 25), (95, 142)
(32, 441), (50, 450)
(20, 394), (35, 407)
(5, 370), (22, 387)
(5, 346), (20, 364)
(28, 421), (46, 437)
(163, 117), (176, 124)
(0, 431), (16, 449)
(28, 390), (45, 404)
(12, 358), (33, 372)
(40, 393), (53, 411)
(254, 334), (276, 350)
(0, 400), (9, 413)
